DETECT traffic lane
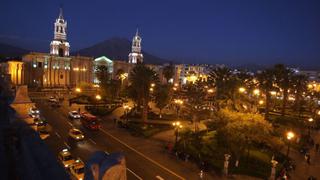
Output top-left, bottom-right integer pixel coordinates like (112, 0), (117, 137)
(37, 100), (183, 180)
(36, 100), (139, 180)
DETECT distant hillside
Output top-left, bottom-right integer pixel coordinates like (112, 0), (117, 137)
(0, 43), (29, 60)
(73, 37), (167, 64)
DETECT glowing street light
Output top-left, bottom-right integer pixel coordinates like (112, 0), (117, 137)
(286, 131), (295, 158)
(238, 87), (246, 93)
(149, 87), (154, 92)
(207, 89), (214, 93)
(307, 118), (314, 136)
(75, 88), (81, 93)
(253, 89), (260, 96)
(270, 91), (277, 96)
(95, 94), (101, 100)
(258, 100), (264, 105)
(172, 121), (182, 144)
(151, 83), (155, 87)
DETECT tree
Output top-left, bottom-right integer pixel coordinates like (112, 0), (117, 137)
(291, 74), (308, 117)
(95, 65), (111, 98)
(257, 68), (275, 120)
(218, 109), (274, 163)
(273, 64), (294, 117)
(129, 64), (159, 123)
(162, 64), (175, 83)
(154, 84), (171, 118)
(208, 66), (233, 100)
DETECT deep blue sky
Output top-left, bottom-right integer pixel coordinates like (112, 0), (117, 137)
(1, 0), (320, 66)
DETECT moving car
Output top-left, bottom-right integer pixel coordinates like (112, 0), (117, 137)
(70, 159), (84, 180)
(68, 128), (84, 141)
(80, 112), (100, 130)
(58, 149), (75, 169)
(28, 107), (40, 118)
(69, 111), (81, 119)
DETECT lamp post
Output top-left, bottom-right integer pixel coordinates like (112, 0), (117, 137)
(174, 99), (183, 119)
(307, 117), (314, 137)
(270, 159), (278, 180)
(95, 94), (101, 108)
(75, 87), (81, 93)
(172, 121), (182, 145)
(286, 131), (295, 158)
(238, 87), (246, 94)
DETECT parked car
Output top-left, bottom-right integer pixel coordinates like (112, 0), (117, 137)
(69, 111), (81, 119)
(70, 159), (84, 180)
(68, 128), (84, 141)
(28, 107), (40, 118)
(48, 96), (57, 102)
(58, 149), (75, 169)
(80, 112), (100, 130)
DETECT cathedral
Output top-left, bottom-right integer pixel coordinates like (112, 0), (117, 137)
(22, 8), (93, 88)
(128, 29), (143, 64)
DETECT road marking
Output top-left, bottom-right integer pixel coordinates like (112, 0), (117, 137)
(156, 175), (164, 180)
(104, 151), (143, 180)
(88, 138), (97, 145)
(99, 128), (185, 180)
(64, 142), (71, 149)
(55, 132), (61, 138)
(127, 168), (143, 180)
(67, 121), (73, 127)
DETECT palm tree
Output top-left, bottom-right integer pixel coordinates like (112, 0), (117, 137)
(257, 68), (275, 120)
(208, 66), (234, 100)
(129, 64), (159, 123)
(162, 64), (175, 83)
(154, 84), (171, 118)
(273, 64), (294, 117)
(291, 74), (308, 117)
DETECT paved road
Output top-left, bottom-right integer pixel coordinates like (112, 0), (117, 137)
(34, 98), (185, 180)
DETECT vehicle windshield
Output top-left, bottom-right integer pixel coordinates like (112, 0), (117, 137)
(32, 108), (38, 111)
(63, 155), (73, 161)
(72, 130), (82, 135)
(72, 112), (78, 115)
(76, 167), (84, 174)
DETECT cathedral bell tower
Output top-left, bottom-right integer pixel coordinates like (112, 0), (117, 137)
(50, 8), (70, 57)
(128, 29), (143, 64)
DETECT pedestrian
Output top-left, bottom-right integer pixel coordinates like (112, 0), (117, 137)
(316, 143), (319, 152)
(307, 154), (311, 165)
(199, 170), (204, 179)
(78, 107), (80, 113)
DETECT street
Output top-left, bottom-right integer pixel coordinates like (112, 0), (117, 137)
(34, 97), (185, 180)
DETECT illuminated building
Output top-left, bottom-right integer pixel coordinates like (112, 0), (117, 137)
(128, 29), (143, 64)
(22, 8), (93, 88)
(0, 60), (24, 86)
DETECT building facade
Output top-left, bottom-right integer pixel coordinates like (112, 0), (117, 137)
(20, 8), (93, 88)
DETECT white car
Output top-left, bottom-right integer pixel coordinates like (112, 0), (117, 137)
(69, 111), (81, 119)
(68, 128), (84, 141)
(58, 149), (75, 169)
(70, 159), (84, 180)
(29, 107), (40, 118)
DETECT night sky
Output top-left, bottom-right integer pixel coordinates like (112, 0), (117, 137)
(1, 0), (320, 66)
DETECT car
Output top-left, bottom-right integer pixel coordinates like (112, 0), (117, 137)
(38, 129), (50, 140)
(68, 128), (84, 141)
(29, 107), (40, 118)
(58, 149), (75, 169)
(70, 159), (84, 180)
(69, 111), (81, 119)
(51, 101), (61, 108)
(48, 96), (57, 102)
(33, 117), (47, 126)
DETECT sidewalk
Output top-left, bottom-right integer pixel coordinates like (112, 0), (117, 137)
(289, 130), (320, 179)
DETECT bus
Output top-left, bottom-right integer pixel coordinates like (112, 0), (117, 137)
(80, 112), (100, 130)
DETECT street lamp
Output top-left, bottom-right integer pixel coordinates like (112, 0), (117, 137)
(207, 89), (214, 94)
(174, 99), (183, 119)
(95, 94), (101, 100)
(307, 117), (314, 136)
(286, 131), (295, 158)
(258, 100), (264, 105)
(238, 87), (246, 93)
(75, 88), (81, 93)
(253, 89), (260, 96)
(172, 121), (182, 144)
